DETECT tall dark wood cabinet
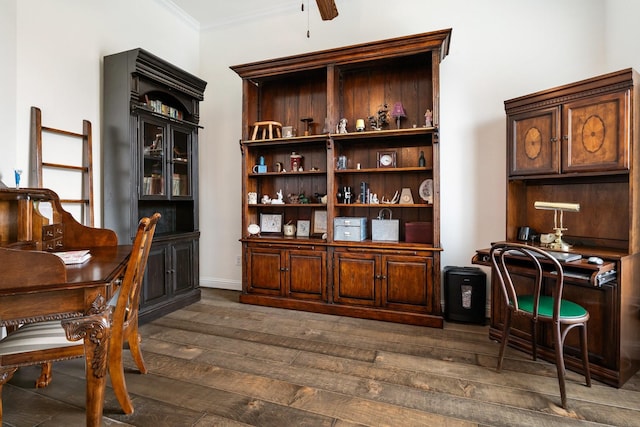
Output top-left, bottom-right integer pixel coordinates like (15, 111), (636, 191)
(474, 68), (640, 387)
(232, 29), (451, 327)
(103, 48), (206, 323)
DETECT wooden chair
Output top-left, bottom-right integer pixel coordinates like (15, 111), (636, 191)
(0, 213), (160, 421)
(489, 242), (591, 409)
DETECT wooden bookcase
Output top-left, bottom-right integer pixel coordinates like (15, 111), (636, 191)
(232, 29), (451, 327)
(103, 48), (207, 323)
(474, 68), (640, 387)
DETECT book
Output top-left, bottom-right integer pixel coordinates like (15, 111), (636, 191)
(53, 249), (92, 265)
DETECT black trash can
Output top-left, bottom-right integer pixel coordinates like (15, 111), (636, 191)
(443, 266), (486, 324)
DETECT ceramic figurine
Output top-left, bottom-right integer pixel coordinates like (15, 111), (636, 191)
(424, 109), (433, 127)
(337, 118), (348, 133)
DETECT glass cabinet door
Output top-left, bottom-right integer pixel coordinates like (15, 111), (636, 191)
(171, 126), (192, 197)
(142, 120), (166, 196)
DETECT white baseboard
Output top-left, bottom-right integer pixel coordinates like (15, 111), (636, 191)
(199, 277), (242, 291)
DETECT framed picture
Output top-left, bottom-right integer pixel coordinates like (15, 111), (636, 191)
(259, 213), (283, 233)
(296, 220), (311, 237)
(312, 210), (328, 235)
(377, 150), (397, 168)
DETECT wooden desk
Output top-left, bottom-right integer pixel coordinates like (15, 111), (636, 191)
(1, 245), (130, 426)
(1, 187), (128, 425)
(472, 245), (640, 388)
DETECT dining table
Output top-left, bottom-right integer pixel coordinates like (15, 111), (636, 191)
(0, 245), (131, 426)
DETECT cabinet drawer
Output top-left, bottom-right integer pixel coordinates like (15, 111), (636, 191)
(334, 217), (367, 241)
(42, 224), (64, 251)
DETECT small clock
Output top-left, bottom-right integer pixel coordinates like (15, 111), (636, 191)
(400, 188), (414, 204)
(377, 151), (397, 168)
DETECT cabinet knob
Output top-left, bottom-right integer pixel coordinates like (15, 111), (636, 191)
(562, 135), (569, 140)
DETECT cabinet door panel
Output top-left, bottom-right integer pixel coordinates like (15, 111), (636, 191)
(383, 255), (433, 312)
(141, 118), (167, 197)
(563, 91), (629, 172)
(171, 126), (193, 197)
(333, 253), (377, 306)
(247, 247), (283, 295)
(287, 249), (327, 301)
(508, 107), (560, 176)
(143, 243), (170, 305)
(172, 239), (196, 293)
(544, 281), (617, 369)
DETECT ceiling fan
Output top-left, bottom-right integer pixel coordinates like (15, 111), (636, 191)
(315, 0), (339, 20)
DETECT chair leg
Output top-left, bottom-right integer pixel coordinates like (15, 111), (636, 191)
(552, 321), (568, 409)
(109, 341), (135, 415)
(36, 362), (53, 388)
(531, 319), (538, 361)
(497, 309), (512, 372)
(127, 325), (148, 374)
(580, 323), (592, 387)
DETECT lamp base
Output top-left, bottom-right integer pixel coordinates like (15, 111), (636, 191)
(549, 240), (571, 252)
(550, 227), (570, 251)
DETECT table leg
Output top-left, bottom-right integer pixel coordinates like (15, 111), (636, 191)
(62, 303), (112, 427)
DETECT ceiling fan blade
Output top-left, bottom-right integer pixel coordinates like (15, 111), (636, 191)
(316, 0), (338, 20)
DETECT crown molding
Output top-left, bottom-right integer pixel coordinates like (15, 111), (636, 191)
(155, 0), (201, 31)
(160, 0), (302, 32)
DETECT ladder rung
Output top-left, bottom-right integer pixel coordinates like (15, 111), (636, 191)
(60, 199), (90, 204)
(42, 126), (84, 139)
(42, 162), (88, 172)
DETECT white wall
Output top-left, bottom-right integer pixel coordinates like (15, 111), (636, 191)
(0, 0), (200, 224)
(0, 0), (17, 188)
(198, 0), (630, 290)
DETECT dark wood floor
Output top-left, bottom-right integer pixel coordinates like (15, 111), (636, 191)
(4, 288), (640, 426)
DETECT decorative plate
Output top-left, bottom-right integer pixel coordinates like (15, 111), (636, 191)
(247, 223), (261, 235)
(419, 179), (433, 203)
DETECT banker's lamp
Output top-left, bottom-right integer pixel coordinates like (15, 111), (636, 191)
(391, 102), (406, 129)
(534, 201), (580, 251)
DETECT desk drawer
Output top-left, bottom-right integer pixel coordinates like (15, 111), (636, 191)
(42, 237), (64, 251)
(42, 224), (64, 251)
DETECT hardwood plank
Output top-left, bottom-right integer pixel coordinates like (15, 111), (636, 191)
(135, 351), (476, 427)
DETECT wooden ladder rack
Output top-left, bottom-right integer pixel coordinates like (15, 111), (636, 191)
(29, 106), (94, 227)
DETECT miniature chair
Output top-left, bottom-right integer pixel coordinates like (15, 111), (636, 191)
(489, 242), (591, 408)
(0, 213), (160, 421)
(251, 121), (282, 140)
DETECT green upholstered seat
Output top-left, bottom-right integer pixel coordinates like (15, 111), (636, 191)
(514, 295), (589, 319)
